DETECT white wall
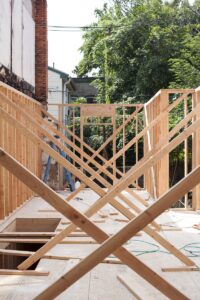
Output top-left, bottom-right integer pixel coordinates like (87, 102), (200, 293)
(0, 0), (11, 69)
(0, 0), (35, 87)
(22, 4), (35, 86)
(48, 69), (63, 119)
(12, 0), (23, 77)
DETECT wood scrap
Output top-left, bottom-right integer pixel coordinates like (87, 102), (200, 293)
(162, 266), (199, 272)
(117, 275), (142, 300)
(193, 224), (200, 230)
(114, 218), (129, 223)
(0, 270), (49, 276)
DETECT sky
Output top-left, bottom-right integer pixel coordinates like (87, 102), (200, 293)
(47, 0), (107, 76)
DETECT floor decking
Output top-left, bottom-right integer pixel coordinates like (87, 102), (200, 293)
(0, 189), (200, 299)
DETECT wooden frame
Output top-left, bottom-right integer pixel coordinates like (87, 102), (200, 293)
(0, 148), (199, 299)
(0, 82), (200, 299)
(0, 92), (198, 272)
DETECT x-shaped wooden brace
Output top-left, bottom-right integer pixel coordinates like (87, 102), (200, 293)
(0, 147), (199, 300)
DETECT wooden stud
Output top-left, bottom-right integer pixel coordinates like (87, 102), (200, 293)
(0, 270), (49, 276)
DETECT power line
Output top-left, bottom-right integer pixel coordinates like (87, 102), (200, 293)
(48, 24), (133, 32)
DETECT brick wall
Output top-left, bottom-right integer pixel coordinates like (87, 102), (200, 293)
(35, 0), (48, 104)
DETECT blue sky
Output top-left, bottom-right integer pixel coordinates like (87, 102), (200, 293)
(48, 0), (107, 76)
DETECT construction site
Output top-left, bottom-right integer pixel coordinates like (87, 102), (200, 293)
(0, 1), (200, 299)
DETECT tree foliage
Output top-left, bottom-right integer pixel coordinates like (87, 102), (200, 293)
(74, 0), (200, 102)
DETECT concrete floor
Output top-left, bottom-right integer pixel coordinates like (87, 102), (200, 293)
(0, 189), (199, 299)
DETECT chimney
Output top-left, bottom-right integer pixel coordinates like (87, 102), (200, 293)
(35, 0), (48, 105)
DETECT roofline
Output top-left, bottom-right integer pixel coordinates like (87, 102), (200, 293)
(48, 66), (69, 80)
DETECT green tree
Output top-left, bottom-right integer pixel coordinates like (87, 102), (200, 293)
(75, 0), (200, 102)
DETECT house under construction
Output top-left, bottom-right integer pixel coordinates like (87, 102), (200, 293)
(0, 1), (200, 299)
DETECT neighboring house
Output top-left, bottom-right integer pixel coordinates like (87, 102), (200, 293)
(0, 0), (48, 103)
(48, 66), (74, 120)
(68, 77), (98, 103)
(48, 68), (98, 120)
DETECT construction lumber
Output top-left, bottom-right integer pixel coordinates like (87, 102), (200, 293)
(14, 106), (199, 270)
(161, 266), (199, 272)
(144, 103), (157, 199)
(117, 275), (142, 300)
(0, 270), (49, 276)
(0, 147), (194, 300)
(35, 166), (200, 300)
(0, 248), (33, 257)
(0, 238), (96, 244)
(0, 232), (89, 237)
(192, 224), (200, 230)
(0, 105), (198, 272)
(0, 249), (121, 264)
(0, 104), (184, 269)
(193, 87), (200, 209)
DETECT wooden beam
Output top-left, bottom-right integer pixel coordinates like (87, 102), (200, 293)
(161, 266), (199, 272)
(117, 275), (142, 300)
(0, 232), (89, 237)
(0, 270), (49, 276)
(193, 88), (200, 209)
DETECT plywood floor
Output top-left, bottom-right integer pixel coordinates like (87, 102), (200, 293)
(0, 189), (200, 299)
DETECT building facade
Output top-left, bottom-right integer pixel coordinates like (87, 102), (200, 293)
(0, 0), (48, 103)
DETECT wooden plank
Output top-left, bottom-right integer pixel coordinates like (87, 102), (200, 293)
(0, 232), (89, 237)
(0, 269), (49, 276)
(0, 148), (191, 300)
(81, 105), (115, 117)
(0, 238), (96, 245)
(144, 104), (157, 199)
(117, 275), (142, 300)
(161, 266), (199, 272)
(193, 88), (200, 209)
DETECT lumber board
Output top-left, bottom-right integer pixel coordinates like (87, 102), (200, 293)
(117, 275), (142, 300)
(0, 269), (49, 276)
(0, 232), (89, 237)
(161, 266), (199, 272)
